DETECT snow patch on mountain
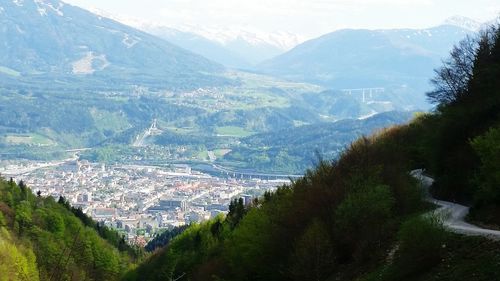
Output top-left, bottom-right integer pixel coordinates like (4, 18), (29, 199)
(95, 25), (120, 34)
(444, 16), (482, 31)
(33, 0), (64, 17)
(159, 26), (301, 51)
(12, 0), (24, 7)
(72, 52), (109, 75)
(180, 26), (304, 51)
(15, 24), (25, 34)
(36, 7), (46, 16)
(84, 8), (304, 51)
(122, 33), (140, 48)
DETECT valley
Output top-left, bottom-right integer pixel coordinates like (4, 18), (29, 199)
(0, 0), (474, 176)
(0, 69), (417, 174)
(0, 0), (499, 281)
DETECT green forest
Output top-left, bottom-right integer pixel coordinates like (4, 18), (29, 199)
(1, 23), (500, 281)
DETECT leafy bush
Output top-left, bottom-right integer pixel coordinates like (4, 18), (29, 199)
(470, 126), (500, 224)
(390, 217), (448, 279)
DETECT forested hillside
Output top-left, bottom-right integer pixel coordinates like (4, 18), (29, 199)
(223, 111), (415, 173)
(126, 24), (500, 281)
(0, 178), (140, 280)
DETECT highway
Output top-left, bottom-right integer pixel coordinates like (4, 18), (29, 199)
(211, 163), (302, 179)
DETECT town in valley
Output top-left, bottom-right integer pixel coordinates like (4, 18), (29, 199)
(1, 158), (290, 246)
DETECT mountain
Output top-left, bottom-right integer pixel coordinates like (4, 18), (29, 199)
(142, 26), (252, 69)
(258, 22), (474, 108)
(443, 15), (482, 31)
(85, 8), (302, 68)
(140, 25), (302, 67)
(0, 0), (228, 90)
(203, 28), (300, 65)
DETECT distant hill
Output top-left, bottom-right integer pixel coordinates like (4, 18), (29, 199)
(258, 23), (475, 108)
(0, 0), (228, 90)
(222, 111), (415, 173)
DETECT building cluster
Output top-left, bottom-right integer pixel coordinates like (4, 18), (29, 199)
(11, 160), (287, 244)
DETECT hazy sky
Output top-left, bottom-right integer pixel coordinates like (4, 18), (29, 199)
(64, 0), (499, 38)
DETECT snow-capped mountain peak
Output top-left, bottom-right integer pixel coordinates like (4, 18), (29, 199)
(179, 26), (304, 51)
(75, 8), (303, 52)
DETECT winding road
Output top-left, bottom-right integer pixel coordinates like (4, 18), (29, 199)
(411, 169), (500, 240)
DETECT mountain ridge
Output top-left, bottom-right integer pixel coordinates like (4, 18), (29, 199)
(258, 24), (472, 84)
(0, 0), (228, 90)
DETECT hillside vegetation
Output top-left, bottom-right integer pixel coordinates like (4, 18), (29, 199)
(126, 24), (500, 281)
(224, 111), (415, 173)
(0, 178), (140, 280)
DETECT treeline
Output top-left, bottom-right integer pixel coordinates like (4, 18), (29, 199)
(125, 23), (500, 281)
(0, 177), (136, 280)
(144, 225), (189, 253)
